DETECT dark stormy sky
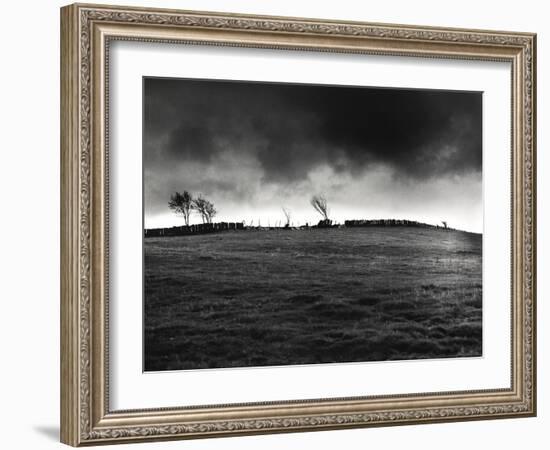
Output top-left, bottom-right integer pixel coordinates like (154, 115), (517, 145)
(144, 77), (482, 232)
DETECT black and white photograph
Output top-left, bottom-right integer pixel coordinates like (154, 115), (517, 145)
(143, 77), (483, 372)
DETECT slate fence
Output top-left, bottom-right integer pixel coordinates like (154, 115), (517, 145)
(145, 219), (452, 237)
(344, 219), (454, 230)
(145, 222), (244, 237)
(345, 219), (446, 228)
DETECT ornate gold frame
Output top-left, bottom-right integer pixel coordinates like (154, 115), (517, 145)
(60, 3), (536, 446)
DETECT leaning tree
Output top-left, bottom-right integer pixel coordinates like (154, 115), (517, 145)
(168, 191), (193, 226)
(310, 195), (330, 221)
(204, 199), (217, 224)
(193, 195), (217, 224)
(282, 207), (291, 228)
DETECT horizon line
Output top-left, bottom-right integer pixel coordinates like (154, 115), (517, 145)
(144, 218), (482, 235)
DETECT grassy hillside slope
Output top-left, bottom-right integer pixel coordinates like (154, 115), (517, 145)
(144, 227), (482, 371)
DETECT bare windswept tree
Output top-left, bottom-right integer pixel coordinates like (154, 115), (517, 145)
(310, 195), (330, 221)
(204, 200), (217, 223)
(282, 207), (291, 228)
(441, 220), (448, 229)
(168, 191), (193, 226)
(193, 195), (217, 224)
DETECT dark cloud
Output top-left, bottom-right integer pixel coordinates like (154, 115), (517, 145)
(144, 77), (481, 184)
(143, 77), (482, 230)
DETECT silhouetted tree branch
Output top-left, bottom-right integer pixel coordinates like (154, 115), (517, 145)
(310, 195), (330, 221)
(168, 191), (193, 226)
(282, 207), (291, 228)
(193, 195), (217, 224)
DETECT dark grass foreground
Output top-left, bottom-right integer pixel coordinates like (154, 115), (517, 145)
(144, 227), (482, 371)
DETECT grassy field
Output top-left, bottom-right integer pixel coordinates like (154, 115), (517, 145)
(144, 227), (482, 371)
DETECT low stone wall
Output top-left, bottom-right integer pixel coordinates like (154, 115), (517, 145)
(145, 219), (450, 237)
(345, 219), (442, 228)
(145, 222), (244, 237)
